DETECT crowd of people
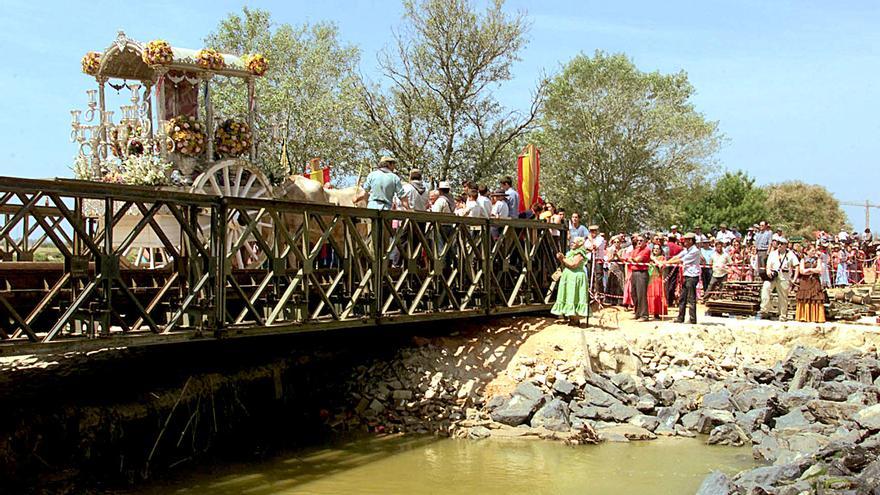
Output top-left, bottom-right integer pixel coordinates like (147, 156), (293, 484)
(356, 156), (877, 327)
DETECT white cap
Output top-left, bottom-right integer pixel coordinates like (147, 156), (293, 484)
(438, 181), (451, 190)
(778, 237), (789, 244)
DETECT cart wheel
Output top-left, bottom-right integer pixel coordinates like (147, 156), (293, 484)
(191, 160), (275, 269)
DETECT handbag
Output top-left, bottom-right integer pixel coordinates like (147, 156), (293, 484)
(551, 268), (563, 282)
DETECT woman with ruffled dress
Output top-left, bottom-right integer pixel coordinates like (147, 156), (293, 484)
(796, 244), (826, 323)
(551, 237), (590, 325)
(646, 245), (668, 319)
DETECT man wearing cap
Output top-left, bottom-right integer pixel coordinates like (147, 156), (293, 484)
(500, 176), (519, 219)
(705, 240), (731, 301)
(629, 235), (652, 321)
(430, 182), (454, 214)
(489, 189), (509, 218)
(754, 220), (773, 275)
(356, 156), (409, 210)
(699, 238), (715, 292)
(758, 237), (799, 321)
(716, 223), (735, 244)
(664, 232), (702, 324)
(669, 225), (680, 241)
(694, 226), (706, 244)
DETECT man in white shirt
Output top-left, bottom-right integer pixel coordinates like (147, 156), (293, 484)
(715, 223), (735, 244)
(476, 184), (492, 216)
(430, 187), (453, 214)
(664, 232), (702, 324)
(759, 238), (799, 321)
(489, 190), (509, 218)
(399, 169), (429, 211)
(585, 225), (605, 292)
(705, 241), (731, 301)
(462, 190), (489, 218)
(500, 176), (519, 219)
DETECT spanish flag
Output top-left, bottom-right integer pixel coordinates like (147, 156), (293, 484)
(307, 157), (331, 185)
(517, 144), (540, 213)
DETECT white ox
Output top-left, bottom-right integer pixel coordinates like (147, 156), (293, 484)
(274, 175), (370, 263)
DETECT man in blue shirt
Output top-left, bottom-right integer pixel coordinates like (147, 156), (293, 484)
(356, 156), (409, 210)
(568, 212), (589, 248)
(753, 220), (773, 277)
(500, 176), (519, 219)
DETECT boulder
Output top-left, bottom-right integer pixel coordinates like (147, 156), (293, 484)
(597, 423), (657, 441)
(671, 378), (711, 399)
(788, 364), (821, 392)
(774, 408), (813, 430)
(822, 366), (847, 381)
(635, 395), (656, 412)
(552, 378), (576, 397)
(468, 426), (492, 440)
(609, 403), (639, 422)
(733, 463), (806, 491)
(695, 471), (734, 495)
(611, 372), (637, 394)
(779, 388), (819, 410)
(514, 381), (545, 402)
(583, 384), (622, 407)
(696, 409), (736, 434)
(818, 381), (862, 402)
(530, 398), (571, 432)
(680, 411), (702, 431)
(736, 407), (773, 433)
(702, 389), (733, 411)
(629, 414), (660, 432)
(806, 399), (861, 423)
(490, 393), (547, 426)
(570, 402), (602, 420)
(486, 395), (506, 411)
(707, 423), (750, 446)
(852, 403), (880, 430)
(731, 385), (779, 412)
(782, 346), (829, 374)
(656, 407), (680, 430)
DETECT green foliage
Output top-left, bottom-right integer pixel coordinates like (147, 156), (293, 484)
(358, 0), (544, 184)
(679, 171), (768, 232)
(537, 51), (721, 233)
(765, 181), (849, 238)
(206, 8), (366, 182)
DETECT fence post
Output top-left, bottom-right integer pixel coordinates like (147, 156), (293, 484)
(212, 198), (227, 337)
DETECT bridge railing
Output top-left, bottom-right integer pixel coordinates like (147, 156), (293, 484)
(0, 176), (565, 353)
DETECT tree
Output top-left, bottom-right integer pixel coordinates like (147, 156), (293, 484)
(206, 8), (366, 182)
(537, 51), (722, 233)
(678, 171), (768, 232)
(358, 0), (545, 184)
(765, 181), (849, 238)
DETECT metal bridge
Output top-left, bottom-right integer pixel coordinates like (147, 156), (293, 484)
(0, 176), (564, 356)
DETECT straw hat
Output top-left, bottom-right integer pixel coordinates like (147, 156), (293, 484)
(378, 156), (397, 166)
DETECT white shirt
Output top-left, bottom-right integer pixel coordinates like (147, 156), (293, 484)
(477, 195), (491, 216)
(464, 199), (489, 218)
(430, 196), (453, 214)
(716, 230), (735, 244)
(490, 200), (509, 218)
(586, 234), (605, 261)
(711, 251), (731, 278)
(766, 249), (799, 281)
(400, 182), (429, 211)
(678, 245), (702, 277)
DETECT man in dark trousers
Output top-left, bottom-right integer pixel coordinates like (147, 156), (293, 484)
(664, 232), (702, 324)
(629, 235), (652, 322)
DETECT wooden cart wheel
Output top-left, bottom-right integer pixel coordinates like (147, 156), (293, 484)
(191, 160), (275, 269)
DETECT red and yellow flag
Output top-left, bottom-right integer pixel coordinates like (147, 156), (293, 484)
(307, 157), (331, 185)
(516, 144), (540, 213)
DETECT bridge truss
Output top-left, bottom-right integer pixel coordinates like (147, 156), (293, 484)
(0, 176), (565, 356)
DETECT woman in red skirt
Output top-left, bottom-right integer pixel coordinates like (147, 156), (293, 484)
(647, 245), (668, 319)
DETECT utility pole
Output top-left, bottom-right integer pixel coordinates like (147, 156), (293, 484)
(841, 200), (880, 231)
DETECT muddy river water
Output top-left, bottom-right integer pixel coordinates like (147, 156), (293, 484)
(133, 435), (756, 495)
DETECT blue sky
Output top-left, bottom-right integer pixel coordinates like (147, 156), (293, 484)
(0, 0), (878, 231)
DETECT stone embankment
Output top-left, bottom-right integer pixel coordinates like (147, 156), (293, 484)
(336, 315), (880, 494)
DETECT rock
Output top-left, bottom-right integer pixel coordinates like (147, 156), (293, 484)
(852, 403), (880, 430)
(782, 345), (829, 373)
(486, 395), (506, 411)
(805, 399), (861, 423)
(822, 366), (847, 381)
(369, 399), (385, 414)
(733, 463), (806, 491)
(392, 389), (413, 400)
(490, 393), (547, 426)
(696, 409), (736, 434)
(635, 395), (656, 412)
(609, 403), (639, 422)
(629, 414), (660, 432)
(859, 459), (880, 488)
(552, 378), (575, 397)
(569, 402), (601, 420)
(681, 411), (702, 431)
(514, 381), (545, 402)
(707, 423), (750, 446)
(736, 407), (773, 433)
(818, 381), (858, 402)
(743, 365), (775, 384)
(456, 379), (477, 400)
(530, 399), (571, 432)
(731, 385), (779, 412)
(597, 423), (657, 441)
(753, 430), (782, 462)
(583, 384), (622, 408)
(696, 471), (734, 495)
(656, 407), (680, 429)
(468, 426), (492, 440)
(779, 388), (819, 410)
(774, 407), (813, 430)
(702, 389), (733, 411)
(671, 378), (711, 399)
(775, 431), (830, 464)
(788, 364), (820, 392)
(611, 372), (637, 394)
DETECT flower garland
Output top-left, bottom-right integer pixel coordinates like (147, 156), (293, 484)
(244, 54), (269, 76)
(214, 119), (252, 157)
(165, 115), (206, 157)
(81, 52), (101, 76)
(196, 48), (226, 70)
(143, 40), (174, 65)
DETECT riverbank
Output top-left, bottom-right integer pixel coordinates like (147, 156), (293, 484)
(336, 311), (880, 493)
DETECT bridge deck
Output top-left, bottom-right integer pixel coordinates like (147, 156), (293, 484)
(0, 176), (565, 356)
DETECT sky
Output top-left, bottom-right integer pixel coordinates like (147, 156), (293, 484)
(0, 0), (878, 231)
